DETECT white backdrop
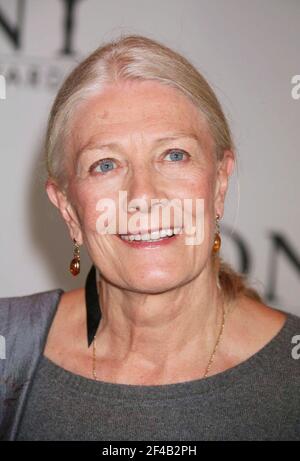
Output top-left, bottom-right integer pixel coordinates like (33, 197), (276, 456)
(0, 0), (299, 315)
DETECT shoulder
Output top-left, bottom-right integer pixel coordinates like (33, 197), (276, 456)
(0, 288), (64, 313)
(0, 288), (65, 377)
(228, 294), (299, 337)
(224, 295), (300, 375)
(44, 287), (86, 357)
(0, 288), (65, 334)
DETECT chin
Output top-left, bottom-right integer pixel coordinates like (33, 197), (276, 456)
(125, 272), (186, 294)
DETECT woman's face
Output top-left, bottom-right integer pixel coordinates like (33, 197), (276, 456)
(49, 79), (234, 293)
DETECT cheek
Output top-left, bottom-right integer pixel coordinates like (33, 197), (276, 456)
(70, 182), (118, 234)
(179, 169), (215, 211)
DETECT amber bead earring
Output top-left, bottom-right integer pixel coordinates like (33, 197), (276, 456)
(212, 214), (221, 253)
(70, 238), (80, 276)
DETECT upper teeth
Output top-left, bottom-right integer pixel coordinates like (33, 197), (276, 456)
(120, 227), (182, 241)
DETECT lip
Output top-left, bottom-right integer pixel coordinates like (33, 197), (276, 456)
(116, 233), (179, 249)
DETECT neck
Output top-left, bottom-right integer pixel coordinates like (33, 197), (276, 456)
(94, 264), (225, 373)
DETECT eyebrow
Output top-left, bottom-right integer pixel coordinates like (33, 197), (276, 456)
(76, 132), (202, 158)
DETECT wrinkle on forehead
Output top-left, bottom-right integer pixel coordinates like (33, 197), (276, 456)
(68, 80), (215, 163)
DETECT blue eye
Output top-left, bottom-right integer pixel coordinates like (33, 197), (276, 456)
(91, 159), (116, 174)
(165, 149), (187, 162)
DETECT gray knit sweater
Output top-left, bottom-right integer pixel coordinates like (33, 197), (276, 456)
(0, 289), (300, 441)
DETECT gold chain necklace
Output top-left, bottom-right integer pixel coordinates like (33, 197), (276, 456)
(92, 298), (227, 381)
(202, 297), (226, 378)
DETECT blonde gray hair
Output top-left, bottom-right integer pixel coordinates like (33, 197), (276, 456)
(45, 33), (262, 304)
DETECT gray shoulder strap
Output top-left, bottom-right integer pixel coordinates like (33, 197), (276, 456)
(0, 288), (64, 440)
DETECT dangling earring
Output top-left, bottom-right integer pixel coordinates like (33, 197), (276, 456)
(212, 214), (221, 253)
(70, 238), (80, 276)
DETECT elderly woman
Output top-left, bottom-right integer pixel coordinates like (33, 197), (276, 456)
(1, 35), (299, 441)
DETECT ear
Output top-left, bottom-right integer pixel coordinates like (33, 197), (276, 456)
(214, 150), (235, 218)
(45, 179), (83, 245)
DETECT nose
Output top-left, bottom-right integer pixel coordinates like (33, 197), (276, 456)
(123, 164), (166, 215)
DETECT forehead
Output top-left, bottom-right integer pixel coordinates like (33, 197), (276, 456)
(70, 80), (211, 149)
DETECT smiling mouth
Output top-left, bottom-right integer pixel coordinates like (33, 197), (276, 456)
(118, 227), (182, 242)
